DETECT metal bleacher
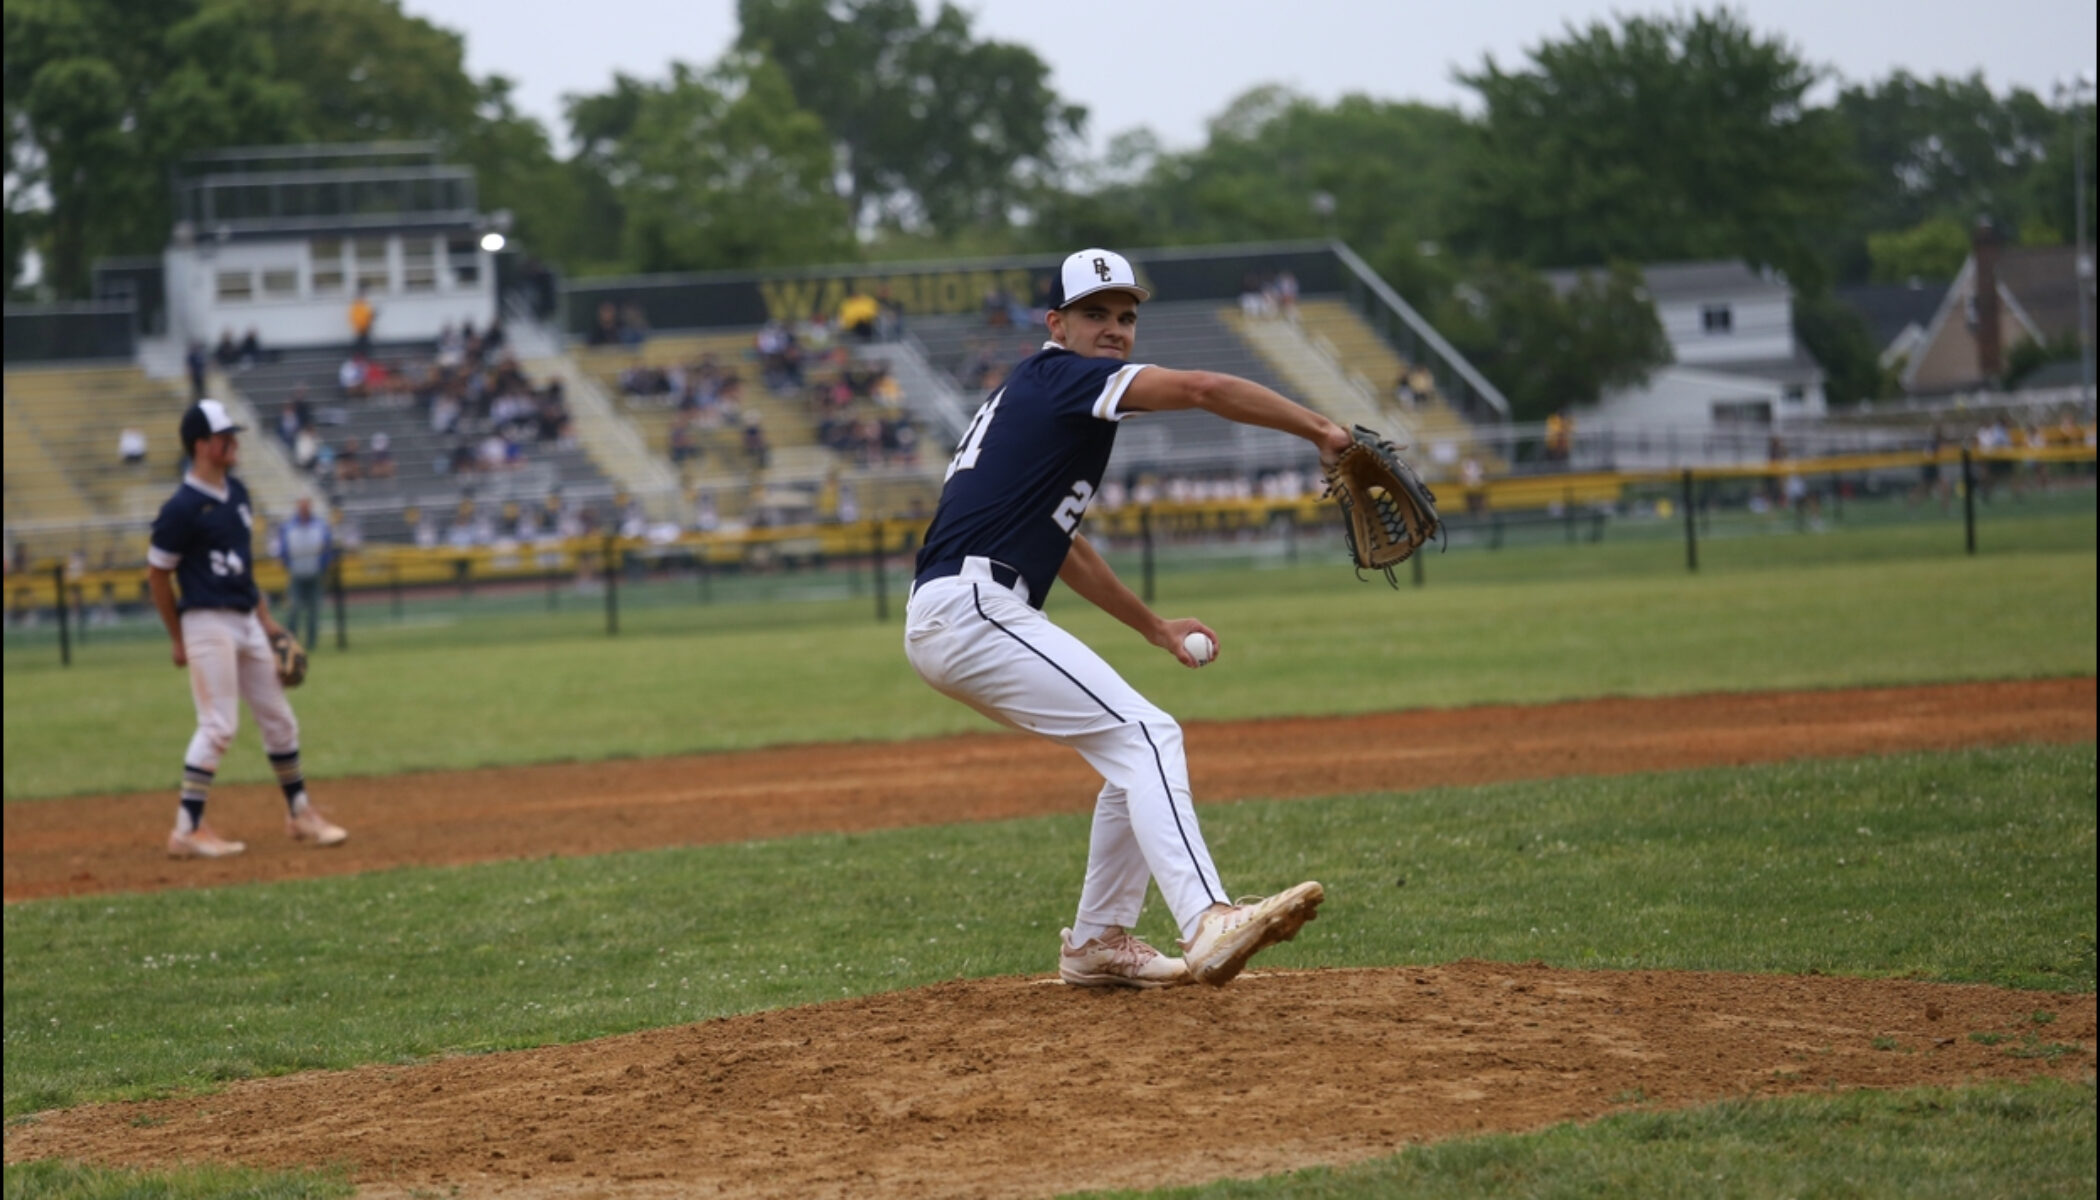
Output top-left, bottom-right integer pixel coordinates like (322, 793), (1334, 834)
(904, 301), (1323, 480)
(228, 344), (621, 545)
(571, 331), (946, 525)
(3, 364), (194, 563)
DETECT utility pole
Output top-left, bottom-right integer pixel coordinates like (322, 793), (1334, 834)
(2063, 76), (2096, 407)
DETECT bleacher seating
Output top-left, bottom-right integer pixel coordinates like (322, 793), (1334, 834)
(3, 364), (193, 564)
(573, 331), (944, 525)
(904, 302), (1321, 480)
(1290, 298), (1492, 469)
(229, 343), (620, 545)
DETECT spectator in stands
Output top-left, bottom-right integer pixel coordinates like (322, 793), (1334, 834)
(841, 288), (881, 341)
(237, 327), (263, 369)
(1272, 270), (1299, 321)
(1461, 457), (1487, 517)
(349, 286), (377, 353)
(1544, 409), (1573, 463)
(877, 283), (906, 341)
(118, 427), (149, 466)
(292, 425), (322, 473)
(1393, 365), (1419, 412)
(983, 284), (1015, 328)
(483, 316), (506, 358)
(214, 328), (241, 369)
(436, 322), (466, 369)
(742, 415), (771, 470)
(186, 340), (209, 399)
(430, 390), (462, 436)
(274, 498), (333, 650)
(587, 301), (621, 346)
(619, 303), (650, 347)
(335, 438), (363, 486)
(338, 353), (369, 400)
(275, 402), (302, 448)
(669, 412), (701, 466)
(366, 431), (395, 480)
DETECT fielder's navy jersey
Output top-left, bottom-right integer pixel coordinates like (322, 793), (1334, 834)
(148, 474), (262, 612)
(914, 344), (1150, 608)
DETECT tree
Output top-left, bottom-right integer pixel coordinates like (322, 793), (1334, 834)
(736, 0), (1083, 232)
(1865, 216), (1970, 284)
(1432, 261), (1672, 422)
(608, 55), (854, 274)
(1791, 290), (1884, 406)
(1455, 9), (1854, 290)
(4, 0), (305, 295)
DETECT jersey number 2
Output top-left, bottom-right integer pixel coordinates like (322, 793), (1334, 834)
(945, 390), (1003, 480)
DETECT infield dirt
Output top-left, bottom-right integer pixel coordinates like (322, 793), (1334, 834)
(5, 677), (2096, 1198)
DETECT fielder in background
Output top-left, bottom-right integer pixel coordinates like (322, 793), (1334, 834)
(274, 496), (333, 650)
(904, 248), (1341, 989)
(148, 400), (349, 859)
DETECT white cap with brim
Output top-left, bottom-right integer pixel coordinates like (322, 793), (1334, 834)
(1055, 248), (1151, 308)
(180, 398), (244, 451)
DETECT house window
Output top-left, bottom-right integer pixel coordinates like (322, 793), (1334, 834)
(402, 237), (438, 293)
(1782, 385), (1806, 405)
(1701, 304), (1733, 333)
(311, 239), (345, 294)
(215, 270), (254, 302)
(447, 235), (480, 286)
(260, 268), (300, 298)
(354, 238), (390, 292)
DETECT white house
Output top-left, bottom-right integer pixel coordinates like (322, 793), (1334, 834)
(1544, 260), (1826, 461)
(162, 143), (501, 352)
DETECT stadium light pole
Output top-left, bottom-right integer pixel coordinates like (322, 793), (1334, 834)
(2060, 76), (2095, 406)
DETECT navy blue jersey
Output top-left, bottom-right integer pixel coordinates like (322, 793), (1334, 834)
(148, 474), (261, 612)
(915, 345), (1150, 608)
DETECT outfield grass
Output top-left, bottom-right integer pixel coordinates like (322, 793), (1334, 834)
(5, 743), (2090, 1118)
(1077, 1079), (2096, 1199)
(4, 512), (2093, 799)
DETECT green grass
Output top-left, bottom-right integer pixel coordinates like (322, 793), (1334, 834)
(1066, 1079), (2096, 1199)
(1, 1160), (350, 1200)
(4, 514), (2093, 799)
(5, 743), (2090, 1118)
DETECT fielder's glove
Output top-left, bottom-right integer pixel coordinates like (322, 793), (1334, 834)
(1323, 424), (1444, 586)
(270, 630), (309, 688)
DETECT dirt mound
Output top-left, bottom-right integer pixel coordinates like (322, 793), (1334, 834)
(6, 678), (2093, 902)
(7, 962), (2092, 1198)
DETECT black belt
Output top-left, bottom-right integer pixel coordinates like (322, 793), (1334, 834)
(914, 558), (1022, 592)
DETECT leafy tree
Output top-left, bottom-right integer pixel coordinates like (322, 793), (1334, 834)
(4, 0), (305, 295)
(608, 55), (854, 274)
(1824, 72), (2072, 279)
(736, 0), (1083, 232)
(1865, 216), (1971, 284)
(1432, 261), (1671, 422)
(1454, 9), (1854, 290)
(1791, 289), (1885, 405)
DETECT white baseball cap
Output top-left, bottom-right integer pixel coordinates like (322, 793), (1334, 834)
(179, 398), (244, 451)
(1054, 248), (1151, 309)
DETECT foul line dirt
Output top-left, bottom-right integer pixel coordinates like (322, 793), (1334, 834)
(5, 677), (2094, 903)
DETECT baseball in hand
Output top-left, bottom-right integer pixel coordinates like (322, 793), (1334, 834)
(1183, 631), (1216, 666)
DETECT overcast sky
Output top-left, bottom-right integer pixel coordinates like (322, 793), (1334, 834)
(404, 0), (2097, 156)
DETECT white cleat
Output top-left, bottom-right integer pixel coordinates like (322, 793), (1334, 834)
(167, 825), (247, 859)
(286, 807), (349, 847)
(1180, 881), (1325, 986)
(1059, 927), (1193, 989)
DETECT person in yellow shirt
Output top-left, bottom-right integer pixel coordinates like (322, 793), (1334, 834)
(840, 290), (880, 342)
(348, 287), (376, 352)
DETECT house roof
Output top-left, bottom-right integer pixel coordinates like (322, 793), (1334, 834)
(1540, 259), (1789, 303)
(1993, 246), (2087, 341)
(1833, 282), (1946, 352)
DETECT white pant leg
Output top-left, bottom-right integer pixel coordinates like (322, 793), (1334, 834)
(905, 576), (1227, 938)
(180, 610), (243, 771)
(232, 613), (300, 754)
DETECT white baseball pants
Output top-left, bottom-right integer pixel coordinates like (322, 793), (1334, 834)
(904, 558), (1227, 940)
(180, 608), (299, 771)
